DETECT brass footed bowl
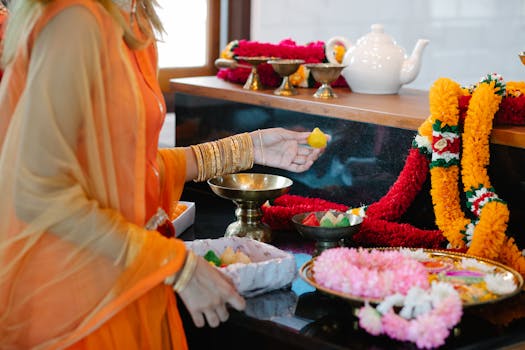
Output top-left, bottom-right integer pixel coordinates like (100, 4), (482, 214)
(292, 210), (363, 255)
(208, 173), (293, 242)
(304, 63), (346, 98)
(208, 173), (293, 202)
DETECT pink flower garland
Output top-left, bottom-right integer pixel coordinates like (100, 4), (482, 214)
(358, 283), (463, 349)
(313, 247), (429, 299)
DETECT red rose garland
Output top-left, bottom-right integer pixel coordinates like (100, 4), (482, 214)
(216, 39), (348, 88)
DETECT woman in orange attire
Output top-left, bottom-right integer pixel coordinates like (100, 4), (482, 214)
(0, 0), (326, 349)
(0, 1), (7, 81)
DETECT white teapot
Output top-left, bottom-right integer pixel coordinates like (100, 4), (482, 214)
(325, 24), (429, 94)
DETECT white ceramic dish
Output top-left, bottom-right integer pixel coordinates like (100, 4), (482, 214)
(186, 237), (296, 297)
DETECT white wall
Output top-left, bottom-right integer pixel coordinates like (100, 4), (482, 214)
(251, 0), (525, 90)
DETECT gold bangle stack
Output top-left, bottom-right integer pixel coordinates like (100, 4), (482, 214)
(172, 250), (198, 293)
(190, 132), (254, 182)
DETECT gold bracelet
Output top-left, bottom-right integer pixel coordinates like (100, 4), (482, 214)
(190, 145), (205, 182)
(173, 250), (198, 293)
(191, 133), (255, 182)
(258, 129), (265, 166)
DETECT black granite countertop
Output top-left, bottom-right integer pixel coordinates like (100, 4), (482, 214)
(177, 182), (525, 350)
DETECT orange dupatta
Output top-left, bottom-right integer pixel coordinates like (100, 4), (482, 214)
(0, 0), (188, 348)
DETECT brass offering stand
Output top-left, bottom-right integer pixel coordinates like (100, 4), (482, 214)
(235, 56), (276, 91)
(268, 59), (305, 96)
(304, 63), (346, 99)
(208, 173), (293, 243)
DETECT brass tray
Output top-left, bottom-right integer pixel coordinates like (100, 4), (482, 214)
(299, 248), (524, 308)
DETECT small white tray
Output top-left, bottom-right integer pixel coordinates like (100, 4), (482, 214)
(186, 237), (296, 297)
(172, 201), (195, 236)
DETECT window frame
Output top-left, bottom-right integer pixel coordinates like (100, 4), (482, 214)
(158, 0), (251, 92)
(158, 0), (221, 92)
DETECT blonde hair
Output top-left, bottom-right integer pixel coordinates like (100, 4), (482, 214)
(1, 0), (164, 67)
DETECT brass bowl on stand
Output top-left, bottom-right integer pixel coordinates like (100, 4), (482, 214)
(236, 56), (276, 91)
(304, 63), (346, 99)
(268, 59), (305, 96)
(208, 173), (293, 243)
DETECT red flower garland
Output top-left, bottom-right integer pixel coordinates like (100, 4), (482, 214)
(261, 194), (348, 230)
(364, 148), (430, 221)
(216, 38), (348, 88)
(353, 219), (444, 249)
(261, 147), (446, 249)
(459, 94), (525, 126)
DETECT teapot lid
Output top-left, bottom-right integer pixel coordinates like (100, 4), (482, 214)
(358, 23), (397, 47)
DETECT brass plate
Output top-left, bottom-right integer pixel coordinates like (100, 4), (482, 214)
(299, 248), (524, 308)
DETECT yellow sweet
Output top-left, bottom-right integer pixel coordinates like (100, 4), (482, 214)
(307, 127), (327, 148)
(219, 246), (252, 265)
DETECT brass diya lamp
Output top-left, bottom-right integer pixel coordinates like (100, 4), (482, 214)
(208, 173), (293, 243)
(268, 59), (305, 96)
(235, 56), (276, 91)
(304, 63), (346, 99)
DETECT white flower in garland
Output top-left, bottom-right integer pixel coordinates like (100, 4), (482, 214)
(463, 222), (476, 247)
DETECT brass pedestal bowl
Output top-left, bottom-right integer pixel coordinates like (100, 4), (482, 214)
(208, 173), (293, 243)
(304, 63), (346, 99)
(236, 56), (276, 91)
(268, 59), (305, 96)
(292, 211), (363, 256)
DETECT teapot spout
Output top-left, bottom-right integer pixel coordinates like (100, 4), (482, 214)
(400, 39), (429, 85)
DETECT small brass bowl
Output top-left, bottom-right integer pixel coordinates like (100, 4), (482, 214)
(519, 52), (525, 66)
(292, 210), (363, 256)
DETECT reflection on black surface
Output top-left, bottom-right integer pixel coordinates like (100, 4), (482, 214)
(175, 92), (525, 350)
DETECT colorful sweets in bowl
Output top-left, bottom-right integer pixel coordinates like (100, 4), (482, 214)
(291, 211), (363, 255)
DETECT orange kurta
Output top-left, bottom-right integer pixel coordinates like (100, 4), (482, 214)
(0, 0), (187, 349)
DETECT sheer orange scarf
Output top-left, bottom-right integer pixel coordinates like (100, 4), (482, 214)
(0, 0), (187, 348)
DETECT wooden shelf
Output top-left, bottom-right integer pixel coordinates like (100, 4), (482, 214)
(170, 76), (525, 149)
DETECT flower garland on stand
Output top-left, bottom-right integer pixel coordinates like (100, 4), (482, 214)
(429, 75), (525, 274)
(216, 38), (348, 88)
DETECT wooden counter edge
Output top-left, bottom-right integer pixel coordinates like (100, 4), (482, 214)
(170, 76), (525, 149)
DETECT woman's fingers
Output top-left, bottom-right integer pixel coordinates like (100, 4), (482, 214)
(203, 310), (221, 328)
(225, 290), (246, 311)
(190, 310), (206, 328)
(216, 304), (230, 322)
(177, 256), (246, 328)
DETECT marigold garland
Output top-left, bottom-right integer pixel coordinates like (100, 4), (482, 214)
(428, 76), (524, 273)
(428, 78), (470, 249)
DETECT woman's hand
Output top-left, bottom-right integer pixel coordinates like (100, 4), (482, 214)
(251, 127), (329, 172)
(177, 255), (245, 328)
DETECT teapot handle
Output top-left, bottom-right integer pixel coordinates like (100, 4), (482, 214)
(325, 36), (351, 64)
